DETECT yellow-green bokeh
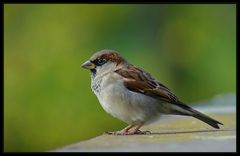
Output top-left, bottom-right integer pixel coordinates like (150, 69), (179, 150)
(4, 4), (236, 152)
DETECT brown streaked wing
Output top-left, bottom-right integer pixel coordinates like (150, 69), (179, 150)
(115, 64), (179, 104)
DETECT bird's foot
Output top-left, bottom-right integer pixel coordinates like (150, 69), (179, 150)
(105, 130), (151, 135)
(135, 130), (151, 135)
(104, 130), (129, 135)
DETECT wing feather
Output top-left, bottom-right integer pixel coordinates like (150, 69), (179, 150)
(115, 64), (179, 104)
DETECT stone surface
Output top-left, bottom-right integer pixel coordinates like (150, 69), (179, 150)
(53, 94), (236, 152)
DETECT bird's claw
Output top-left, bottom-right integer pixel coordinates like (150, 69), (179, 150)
(135, 130), (151, 135)
(104, 130), (151, 135)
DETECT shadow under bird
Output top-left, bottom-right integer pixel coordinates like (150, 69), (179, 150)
(81, 49), (223, 135)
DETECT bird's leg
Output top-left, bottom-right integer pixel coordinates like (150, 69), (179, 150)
(127, 123), (151, 135)
(105, 124), (135, 135)
(105, 123), (151, 135)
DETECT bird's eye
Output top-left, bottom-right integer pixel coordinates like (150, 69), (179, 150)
(95, 58), (107, 66)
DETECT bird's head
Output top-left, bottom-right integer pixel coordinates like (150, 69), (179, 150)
(81, 49), (127, 77)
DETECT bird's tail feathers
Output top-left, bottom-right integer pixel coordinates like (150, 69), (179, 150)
(169, 102), (223, 129)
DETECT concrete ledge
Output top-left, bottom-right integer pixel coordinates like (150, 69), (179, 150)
(53, 94), (236, 152)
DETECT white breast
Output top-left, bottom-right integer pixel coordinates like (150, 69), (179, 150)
(92, 72), (162, 125)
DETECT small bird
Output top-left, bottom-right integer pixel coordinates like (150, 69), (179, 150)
(81, 49), (223, 135)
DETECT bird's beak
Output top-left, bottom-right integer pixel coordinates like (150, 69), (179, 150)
(81, 60), (96, 70)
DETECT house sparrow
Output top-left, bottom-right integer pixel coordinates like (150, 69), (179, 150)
(81, 49), (223, 135)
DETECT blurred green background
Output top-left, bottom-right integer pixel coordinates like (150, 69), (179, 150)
(4, 4), (236, 152)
